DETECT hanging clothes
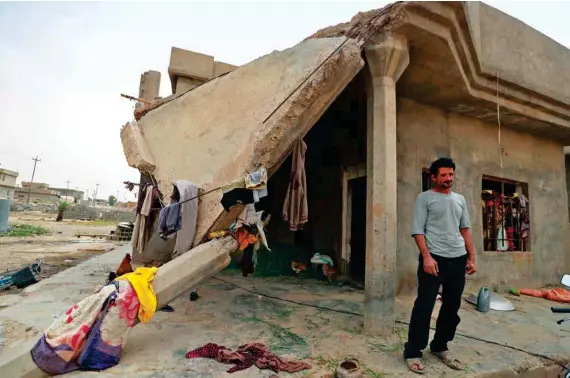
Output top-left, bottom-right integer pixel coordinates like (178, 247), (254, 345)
(172, 180), (199, 256)
(132, 184), (155, 254)
(496, 225), (509, 251)
(244, 168), (268, 190)
(234, 227), (257, 251)
(117, 267), (158, 323)
(157, 202), (182, 238)
(221, 189), (255, 211)
(282, 139), (308, 231)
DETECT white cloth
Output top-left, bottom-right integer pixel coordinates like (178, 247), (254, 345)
(173, 180), (198, 255)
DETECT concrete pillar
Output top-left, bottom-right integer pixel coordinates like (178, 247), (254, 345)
(137, 70), (161, 109)
(364, 34), (409, 336)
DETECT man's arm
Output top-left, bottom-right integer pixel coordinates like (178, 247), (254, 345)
(411, 194), (429, 257)
(459, 196), (476, 274)
(412, 194), (438, 276)
(459, 228), (475, 262)
(413, 234), (431, 259)
(458, 196), (474, 260)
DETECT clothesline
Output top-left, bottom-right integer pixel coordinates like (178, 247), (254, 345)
(149, 185), (223, 210)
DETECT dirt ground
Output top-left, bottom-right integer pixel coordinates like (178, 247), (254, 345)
(0, 211), (124, 295)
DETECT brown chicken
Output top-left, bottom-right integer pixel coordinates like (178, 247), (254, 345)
(291, 261), (307, 275)
(115, 253), (134, 277)
(322, 264), (337, 282)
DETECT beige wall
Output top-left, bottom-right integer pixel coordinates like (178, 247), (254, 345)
(396, 98), (569, 293)
(0, 172), (17, 189)
(0, 170), (17, 199)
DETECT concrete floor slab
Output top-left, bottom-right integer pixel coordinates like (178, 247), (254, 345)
(1, 250), (569, 377)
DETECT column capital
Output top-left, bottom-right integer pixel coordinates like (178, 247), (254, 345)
(365, 33), (409, 82)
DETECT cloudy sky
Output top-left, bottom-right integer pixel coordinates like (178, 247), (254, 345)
(0, 1), (568, 201)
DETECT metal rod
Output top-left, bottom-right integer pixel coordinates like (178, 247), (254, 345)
(121, 93), (152, 104)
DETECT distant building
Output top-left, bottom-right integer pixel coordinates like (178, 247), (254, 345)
(14, 182), (60, 203)
(50, 187), (84, 203)
(95, 198), (109, 207)
(0, 168), (18, 200)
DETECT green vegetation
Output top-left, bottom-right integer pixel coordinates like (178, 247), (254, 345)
(108, 195), (117, 206)
(0, 224), (50, 237)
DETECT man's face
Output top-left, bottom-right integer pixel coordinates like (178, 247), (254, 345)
(432, 167), (454, 189)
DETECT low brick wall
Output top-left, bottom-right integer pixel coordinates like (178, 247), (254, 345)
(10, 203), (135, 222)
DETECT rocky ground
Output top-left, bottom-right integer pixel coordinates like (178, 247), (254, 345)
(0, 211), (123, 295)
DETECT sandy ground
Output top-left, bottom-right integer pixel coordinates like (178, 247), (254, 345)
(0, 211), (124, 295)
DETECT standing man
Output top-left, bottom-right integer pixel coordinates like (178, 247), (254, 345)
(404, 157), (476, 374)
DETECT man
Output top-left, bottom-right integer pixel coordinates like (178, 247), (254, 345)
(404, 157), (476, 374)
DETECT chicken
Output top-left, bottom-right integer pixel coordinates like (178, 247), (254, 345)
(322, 264), (337, 282)
(115, 253), (133, 277)
(291, 261), (307, 275)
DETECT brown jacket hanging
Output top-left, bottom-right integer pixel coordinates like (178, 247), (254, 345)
(282, 139), (308, 231)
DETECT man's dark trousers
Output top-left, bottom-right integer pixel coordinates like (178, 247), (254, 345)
(404, 253), (467, 359)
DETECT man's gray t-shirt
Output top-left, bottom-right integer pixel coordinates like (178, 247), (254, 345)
(411, 190), (470, 258)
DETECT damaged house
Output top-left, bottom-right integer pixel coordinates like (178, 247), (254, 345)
(121, 1), (570, 335)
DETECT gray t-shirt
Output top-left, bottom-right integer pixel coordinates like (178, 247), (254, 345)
(411, 190), (470, 258)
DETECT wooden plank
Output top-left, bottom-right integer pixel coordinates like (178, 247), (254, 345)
(209, 204), (245, 233)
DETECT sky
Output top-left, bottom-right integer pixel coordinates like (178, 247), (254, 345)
(0, 1), (569, 202)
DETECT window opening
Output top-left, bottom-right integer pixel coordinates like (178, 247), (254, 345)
(482, 176), (530, 252)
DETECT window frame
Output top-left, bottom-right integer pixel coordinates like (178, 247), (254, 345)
(481, 175), (530, 253)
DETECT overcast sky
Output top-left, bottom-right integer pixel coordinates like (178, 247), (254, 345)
(0, 1), (568, 202)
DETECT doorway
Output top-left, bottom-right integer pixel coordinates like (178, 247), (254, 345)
(349, 176), (367, 282)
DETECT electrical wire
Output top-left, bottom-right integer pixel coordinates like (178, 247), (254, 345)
(212, 276), (570, 372)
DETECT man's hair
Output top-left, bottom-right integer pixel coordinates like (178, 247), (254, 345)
(429, 157), (456, 176)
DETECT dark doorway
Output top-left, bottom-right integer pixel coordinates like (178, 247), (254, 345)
(349, 176), (367, 282)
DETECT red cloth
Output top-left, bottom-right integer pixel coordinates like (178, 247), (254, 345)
(185, 342), (311, 374)
(520, 288), (570, 304)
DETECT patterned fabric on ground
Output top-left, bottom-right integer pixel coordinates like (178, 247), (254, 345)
(185, 342), (311, 374)
(31, 280), (139, 375)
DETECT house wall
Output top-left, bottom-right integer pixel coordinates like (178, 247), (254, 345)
(396, 98), (570, 293)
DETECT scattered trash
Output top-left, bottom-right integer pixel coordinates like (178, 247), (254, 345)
(335, 358), (362, 378)
(64, 259), (74, 264)
(0, 275), (13, 290)
(12, 260), (42, 289)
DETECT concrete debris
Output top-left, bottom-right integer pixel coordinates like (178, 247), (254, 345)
(306, 2), (404, 41)
(121, 37), (364, 247)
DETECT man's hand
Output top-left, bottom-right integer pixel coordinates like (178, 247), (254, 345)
(466, 259), (477, 275)
(423, 255), (439, 276)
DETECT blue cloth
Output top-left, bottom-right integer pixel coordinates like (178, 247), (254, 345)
(158, 203), (181, 237)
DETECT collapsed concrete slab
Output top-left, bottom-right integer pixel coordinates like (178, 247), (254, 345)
(0, 236), (238, 378)
(121, 37), (364, 248)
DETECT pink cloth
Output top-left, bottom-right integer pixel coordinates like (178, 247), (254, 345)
(282, 139), (308, 231)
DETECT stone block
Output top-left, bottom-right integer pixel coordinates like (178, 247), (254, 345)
(168, 47), (214, 81)
(175, 76), (205, 95)
(138, 70), (161, 101)
(214, 61), (237, 77)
